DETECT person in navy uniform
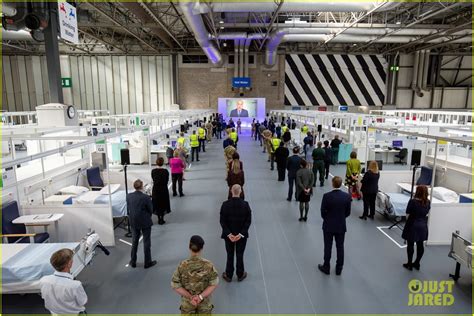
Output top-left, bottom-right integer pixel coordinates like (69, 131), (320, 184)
(318, 176), (351, 275)
(127, 179), (157, 269)
(229, 100), (249, 117)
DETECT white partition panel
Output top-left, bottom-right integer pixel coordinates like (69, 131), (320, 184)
(378, 170), (413, 193)
(22, 205), (115, 247)
(428, 203), (472, 245)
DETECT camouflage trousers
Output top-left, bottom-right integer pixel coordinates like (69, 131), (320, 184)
(180, 298), (214, 315)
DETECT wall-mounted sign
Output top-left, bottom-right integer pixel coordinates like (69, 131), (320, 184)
(61, 77), (72, 88)
(339, 105), (349, 112)
(318, 106), (327, 112)
(58, 1), (79, 44)
(232, 77), (251, 88)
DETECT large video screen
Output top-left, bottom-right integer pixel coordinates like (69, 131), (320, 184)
(226, 99), (256, 117)
(218, 98), (265, 120)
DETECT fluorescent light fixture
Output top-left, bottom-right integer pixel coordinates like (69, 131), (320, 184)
(219, 20), (224, 24)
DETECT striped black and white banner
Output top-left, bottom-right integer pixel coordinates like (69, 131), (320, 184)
(284, 54), (387, 106)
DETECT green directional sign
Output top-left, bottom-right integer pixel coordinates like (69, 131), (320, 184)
(62, 77), (72, 88)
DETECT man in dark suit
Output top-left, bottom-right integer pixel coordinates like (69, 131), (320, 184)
(229, 100), (249, 117)
(220, 184), (252, 282)
(127, 179), (157, 269)
(318, 176), (351, 275)
(286, 147), (302, 201)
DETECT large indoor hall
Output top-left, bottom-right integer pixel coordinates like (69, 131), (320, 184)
(1, 1), (472, 315)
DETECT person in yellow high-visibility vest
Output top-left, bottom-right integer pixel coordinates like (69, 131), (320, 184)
(177, 132), (186, 148)
(198, 126), (206, 153)
(301, 124), (309, 134)
(229, 128), (239, 149)
(270, 135), (281, 171)
(189, 131), (200, 162)
(281, 124), (289, 134)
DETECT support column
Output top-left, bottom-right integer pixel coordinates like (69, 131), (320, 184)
(44, 2), (63, 103)
(172, 54), (179, 106)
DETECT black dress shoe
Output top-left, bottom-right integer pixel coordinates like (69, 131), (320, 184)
(298, 218), (303, 222)
(144, 260), (157, 269)
(237, 272), (247, 282)
(173, 193), (177, 197)
(180, 193), (185, 197)
(336, 269), (342, 276)
(222, 272), (232, 282)
(320, 183), (324, 187)
(129, 262), (136, 268)
(286, 198), (291, 202)
(359, 216), (367, 220)
(318, 264), (330, 275)
(368, 215), (374, 220)
(402, 263), (413, 271)
(303, 217), (308, 222)
(412, 263), (420, 271)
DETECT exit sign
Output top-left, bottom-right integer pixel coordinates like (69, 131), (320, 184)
(62, 77), (72, 88)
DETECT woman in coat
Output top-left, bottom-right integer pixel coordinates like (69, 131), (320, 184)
(151, 157), (171, 225)
(360, 160), (380, 220)
(345, 151), (361, 200)
(227, 157), (245, 199)
(296, 159), (314, 222)
(402, 185), (430, 271)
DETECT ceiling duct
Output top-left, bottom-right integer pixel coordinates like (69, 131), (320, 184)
(194, 1), (401, 13)
(179, 0), (223, 66)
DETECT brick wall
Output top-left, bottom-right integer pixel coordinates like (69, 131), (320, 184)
(178, 55), (285, 111)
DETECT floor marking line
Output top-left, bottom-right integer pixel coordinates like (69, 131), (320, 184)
(377, 226), (407, 248)
(119, 239), (132, 246)
(277, 220), (317, 314)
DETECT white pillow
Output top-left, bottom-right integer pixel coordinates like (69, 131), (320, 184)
(59, 185), (89, 196)
(432, 187), (458, 203)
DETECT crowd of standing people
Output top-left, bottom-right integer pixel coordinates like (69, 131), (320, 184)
(39, 113), (430, 315)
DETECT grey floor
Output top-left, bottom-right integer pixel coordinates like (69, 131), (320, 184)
(3, 132), (472, 314)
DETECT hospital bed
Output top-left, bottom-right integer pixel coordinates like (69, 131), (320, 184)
(1, 232), (108, 294)
(448, 231), (472, 281)
(376, 191), (446, 218)
(51, 184), (127, 218)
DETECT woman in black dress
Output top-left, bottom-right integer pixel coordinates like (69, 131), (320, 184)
(401, 185), (430, 271)
(359, 161), (380, 220)
(151, 157), (171, 225)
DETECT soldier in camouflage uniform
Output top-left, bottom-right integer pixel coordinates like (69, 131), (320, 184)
(171, 235), (219, 315)
(261, 129), (273, 161)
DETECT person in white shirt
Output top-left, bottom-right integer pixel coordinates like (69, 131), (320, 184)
(40, 248), (88, 315)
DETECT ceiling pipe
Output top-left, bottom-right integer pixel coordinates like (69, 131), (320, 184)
(411, 51), (420, 92)
(239, 38), (245, 78)
(2, 29), (33, 41)
(220, 22), (453, 30)
(234, 39), (239, 78)
(193, 1), (400, 13)
(179, 0), (223, 66)
(264, 31), (472, 67)
(421, 50), (431, 91)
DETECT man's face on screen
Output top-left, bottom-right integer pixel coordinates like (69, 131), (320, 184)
(237, 100), (244, 110)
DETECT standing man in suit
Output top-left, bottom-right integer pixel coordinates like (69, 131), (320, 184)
(229, 100), (249, 117)
(286, 147), (302, 201)
(318, 176), (351, 275)
(127, 179), (157, 269)
(220, 184), (252, 282)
